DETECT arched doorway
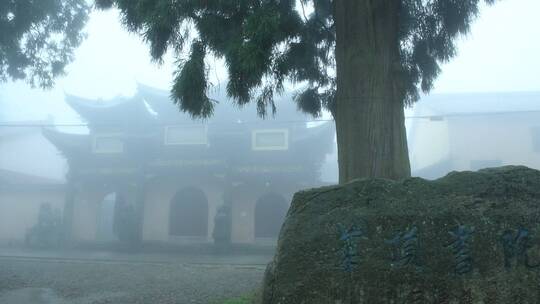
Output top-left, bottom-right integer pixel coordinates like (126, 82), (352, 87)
(255, 193), (288, 238)
(96, 193), (120, 242)
(169, 187), (208, 237)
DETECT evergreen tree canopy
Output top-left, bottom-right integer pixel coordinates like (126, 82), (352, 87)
(97, 0), (498, 182)
(0, 0), (89, 88)
(96, 0), (495, 118)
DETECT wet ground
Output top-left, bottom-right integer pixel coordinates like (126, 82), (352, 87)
(0, 248), (269, 304)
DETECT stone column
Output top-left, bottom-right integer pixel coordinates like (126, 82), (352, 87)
(134, 171), (147, 245)
(62, 177), (77, 243)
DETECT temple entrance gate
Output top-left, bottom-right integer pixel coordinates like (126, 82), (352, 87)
(255, 193), (288, 238)
(169, 187), (209, 238)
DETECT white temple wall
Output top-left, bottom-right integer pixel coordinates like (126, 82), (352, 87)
(142, 179), (177, 241)
(0, 189), (64, 243)
(71, 190), (101, 241)
(66, 177), (300, 245)
(447, 113), (540, 171)
(230, 184), (258, 244)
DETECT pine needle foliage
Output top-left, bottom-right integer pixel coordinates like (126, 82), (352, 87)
(96, 0), (496, 118)
(0, 0), (90, 88)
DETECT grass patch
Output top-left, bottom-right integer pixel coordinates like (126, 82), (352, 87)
(220, 294), (253, 304)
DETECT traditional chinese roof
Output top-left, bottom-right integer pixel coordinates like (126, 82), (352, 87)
(0, 169), (64, 191)
(137, 83), (315, 125)
(44, 85), (335, 184)
(42, 127), (90, 156)
(65, 94), (158, 132)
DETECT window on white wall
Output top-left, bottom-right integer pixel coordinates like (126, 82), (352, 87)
(164, 125), (208, 145)
(252, 129), (289, 151)
(93, 134), (123, 153)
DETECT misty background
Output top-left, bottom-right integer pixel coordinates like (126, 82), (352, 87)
(1, 0), (539, 183)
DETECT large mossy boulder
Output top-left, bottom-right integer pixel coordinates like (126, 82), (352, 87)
(260, 166), (540, 304)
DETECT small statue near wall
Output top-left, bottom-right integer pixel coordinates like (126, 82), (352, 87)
(213, 202), (232, 253)
(25, 202), (62, 248)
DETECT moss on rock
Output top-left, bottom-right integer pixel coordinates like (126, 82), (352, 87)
(261, 166), (540, 303)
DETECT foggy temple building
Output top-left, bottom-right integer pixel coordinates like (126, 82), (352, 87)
(41, 84), (335, 245)
(408, 91), (540, 179)
(5, 90), (540, 245)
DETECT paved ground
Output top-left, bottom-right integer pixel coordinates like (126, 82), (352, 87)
(0, 249), (269, 304)
(0, 247), (273, 266)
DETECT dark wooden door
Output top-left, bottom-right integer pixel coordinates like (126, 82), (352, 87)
(169, 188), (208, 237)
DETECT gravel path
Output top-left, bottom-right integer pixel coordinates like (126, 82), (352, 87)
(0, 256), (265, 304)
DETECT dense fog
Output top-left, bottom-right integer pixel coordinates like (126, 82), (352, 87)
(1, 1), (539, 303)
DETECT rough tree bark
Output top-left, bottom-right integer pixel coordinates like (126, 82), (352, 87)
(334, 0), (411, 183)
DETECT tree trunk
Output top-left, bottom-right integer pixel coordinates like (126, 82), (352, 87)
(334, 0), (411, 183)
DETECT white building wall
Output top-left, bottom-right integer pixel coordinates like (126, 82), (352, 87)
(448, 113), (540, 171)
(0, 125), (67, 181)
(407, 117), (451, 173)
(0, 190), (64, 243)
